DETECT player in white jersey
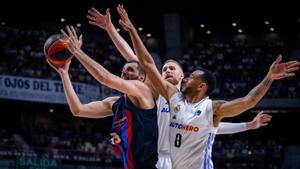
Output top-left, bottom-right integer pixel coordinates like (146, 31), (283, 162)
(140, 56), (298, 168)
(86, 5), (277, 169)
(114, 5), (300, 169)
(156, 94), (271, 169)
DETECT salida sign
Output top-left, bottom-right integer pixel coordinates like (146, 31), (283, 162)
(16, 156), (61, 169)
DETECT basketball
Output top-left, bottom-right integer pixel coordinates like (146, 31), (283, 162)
(44, 34), (73, 66)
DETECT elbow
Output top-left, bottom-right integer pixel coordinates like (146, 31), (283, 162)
(70, 105), (83, 117)
(71, 108), (81, 117)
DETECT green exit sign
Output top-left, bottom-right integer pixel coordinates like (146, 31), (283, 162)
(16, 156), (61, 169)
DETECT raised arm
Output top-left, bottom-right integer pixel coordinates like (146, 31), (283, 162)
(61, 26), (149, 97)
(87, 7), (137, 61)
(217, 111), (271, 135)
(116, 4), (178, 100)
(213, 55), (299, 122)
(47, 61), (118, 118)
(87, 7), (160, 98)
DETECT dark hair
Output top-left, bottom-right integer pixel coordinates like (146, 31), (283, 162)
(125, 60), (146, 76)
(163, 59), (184, 73)
(198, 67), (216, 95)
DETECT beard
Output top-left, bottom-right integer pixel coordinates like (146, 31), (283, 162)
(181, 85), (193, 95)
(130, 76), (139, 80)
(121, 73), (139, 80)
(128, 74), (140, 80)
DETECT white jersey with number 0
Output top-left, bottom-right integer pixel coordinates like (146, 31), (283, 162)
(169, 92), (217, 169)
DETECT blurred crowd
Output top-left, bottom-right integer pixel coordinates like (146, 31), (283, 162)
(181, 40), (299, 98)
(213, 135), (284, 169)
(0, 26), (124, 85)
(0, 126), (120, 165)
(0, 25), (299, 99)
(0, 127), (284, 168)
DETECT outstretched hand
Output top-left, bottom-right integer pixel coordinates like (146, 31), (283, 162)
(268, 55), (300, 80)
(117, 4), (135, 32)
(87, 7), (112, 30)
(249, 111), (272, 130)
(61, 26), (83, 55)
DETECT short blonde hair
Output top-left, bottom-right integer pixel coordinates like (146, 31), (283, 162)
(163, 59), (184, 73)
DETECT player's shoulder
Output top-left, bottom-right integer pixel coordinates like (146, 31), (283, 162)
(170, 92), (185, 102)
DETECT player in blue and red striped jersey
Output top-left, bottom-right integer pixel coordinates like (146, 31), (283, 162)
(48, 26), (158, 169)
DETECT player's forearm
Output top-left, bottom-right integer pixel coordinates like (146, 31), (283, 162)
(217, 122), (247, 135)
(60, 73), (84, 116)
(128, 28), (155, 67)
(245, 121), (257, 130)
(245, 73), (273, 108)
(73, 49), (112, 86)
(106, 24), (137, 61)
(127, 27), (174, 98)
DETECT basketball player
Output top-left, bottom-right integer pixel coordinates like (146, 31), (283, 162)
(115, 5), (300, 169)
(49, 26), (158, 169)
(86, 5), (272, 169)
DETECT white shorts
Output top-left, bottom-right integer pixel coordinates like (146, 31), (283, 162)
(156, 154), (172, 169)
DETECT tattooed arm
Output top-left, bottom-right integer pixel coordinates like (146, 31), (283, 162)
(212, 55), (299, 126)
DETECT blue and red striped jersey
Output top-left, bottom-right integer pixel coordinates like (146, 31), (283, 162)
(111, 95), (158, 169)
